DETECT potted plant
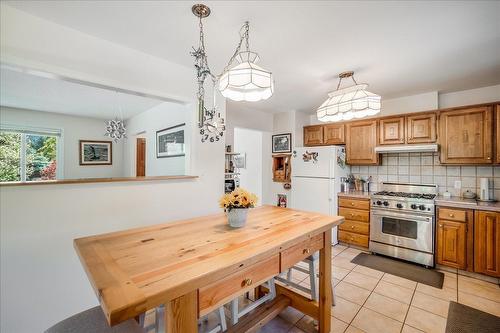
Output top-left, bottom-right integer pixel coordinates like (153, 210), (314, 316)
(219, 188), (258, 228)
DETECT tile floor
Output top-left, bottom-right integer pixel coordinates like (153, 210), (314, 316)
(149, 244), (500, 333)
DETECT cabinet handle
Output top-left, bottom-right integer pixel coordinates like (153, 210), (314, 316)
(242, 278), (253, 287)
(439, 224), (443, 228)
(449, 213), (454, 218)
(351, 225), (355, 229)
(487, 157), (491, 160)
(351, 202), (355, 206)
(303, 248), (311, 254)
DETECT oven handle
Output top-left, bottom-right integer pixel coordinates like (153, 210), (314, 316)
(371, 210), (433, 222)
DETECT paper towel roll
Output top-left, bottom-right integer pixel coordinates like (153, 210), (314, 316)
(480, 178), (490, 201)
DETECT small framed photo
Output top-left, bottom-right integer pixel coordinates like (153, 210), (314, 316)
(156, 123), (185, 158)
(79, 140), (112, 165)
(272, 133), (292, 153)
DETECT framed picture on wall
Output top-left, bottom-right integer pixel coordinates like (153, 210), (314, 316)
(272, 133), (292, 153)
(79, 140), (112, 165)
(156, 123), (186, 158)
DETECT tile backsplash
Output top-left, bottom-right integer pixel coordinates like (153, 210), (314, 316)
(350, 152), (500, 198)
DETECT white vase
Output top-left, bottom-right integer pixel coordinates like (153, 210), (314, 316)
(227, 208), (248, 228)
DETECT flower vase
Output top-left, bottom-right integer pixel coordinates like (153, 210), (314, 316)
(227, 208), (248, 228)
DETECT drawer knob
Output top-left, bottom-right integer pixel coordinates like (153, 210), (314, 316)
(449, 213), (454, 217)
(303, 248), (311, 254)
(351, 225), (355, 229)
(439, 224), (443, 228)
(351, 202), (355, 206)
(350, 237), (354, 241)
(350, 213), (354, 217)
(242, 278), (253, 287)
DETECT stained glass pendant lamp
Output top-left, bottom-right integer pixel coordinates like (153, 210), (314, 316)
(316, 71), (381, 122)
(218, 22), (274, 102)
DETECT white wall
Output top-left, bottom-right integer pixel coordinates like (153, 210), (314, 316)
(0, 5), (225, 333)
(124, 102), (190, 177)
(234, 128), (263, 203)
(0, 107), (124, 179)
(439, 84), (500, 108)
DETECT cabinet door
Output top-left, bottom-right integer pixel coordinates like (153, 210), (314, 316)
(437, 220), (466, 269)
(406, 113), (437, 143)
(324, 123), (345, 144)
(345, 120), (379, 165)
(474, 211), (500, 277)
(379, 117), (405, 145)
(304, 125), (324, 146)
(496, 105), (500, 164)
(439, 106), (493, 164)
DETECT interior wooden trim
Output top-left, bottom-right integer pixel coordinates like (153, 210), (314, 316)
(0, 175), (198, 187)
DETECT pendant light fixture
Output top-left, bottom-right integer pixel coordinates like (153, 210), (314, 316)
(218, 22), (274, 102)
(104, 91), (127, 142)
(316, 71), (381, 122)
(190, 3), (273, 143)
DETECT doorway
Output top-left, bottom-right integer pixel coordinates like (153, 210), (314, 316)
(136, 138), (146, 177)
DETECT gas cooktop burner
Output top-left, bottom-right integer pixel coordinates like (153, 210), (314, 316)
(373, 191), (436, 200)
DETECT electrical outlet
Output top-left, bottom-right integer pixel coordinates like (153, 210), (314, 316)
(454, 180), (462, 189)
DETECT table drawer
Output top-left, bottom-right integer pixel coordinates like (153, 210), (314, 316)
(338, 230), (369, 247)
(198, 254), (279, 315)
(338, 207), (369, 223)
(438, 207), (467, 222)
(339, 197), (370, 210)
(280, 234), (324, 271)
(339, 220), (369, 235)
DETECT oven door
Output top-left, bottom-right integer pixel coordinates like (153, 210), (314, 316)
(370, 209), (434, 253)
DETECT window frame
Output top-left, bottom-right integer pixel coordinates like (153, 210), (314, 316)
(0, 124), (64, 182)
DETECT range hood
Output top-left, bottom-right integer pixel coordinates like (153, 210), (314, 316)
(375, 144), (439, 153)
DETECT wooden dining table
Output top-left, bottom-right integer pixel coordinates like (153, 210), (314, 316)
(74, 205), (344, 333)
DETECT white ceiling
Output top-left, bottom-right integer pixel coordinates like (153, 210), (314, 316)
(5, 1), (500, 114)
(0, 67), (165, 119)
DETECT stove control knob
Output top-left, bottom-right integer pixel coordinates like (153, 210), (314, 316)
(419, 205), (426, 210)
(376, 200), (382, 205)
(383, 201), (389, 206)
(396, 203), (403, 209)
(410, 204), (417, 209)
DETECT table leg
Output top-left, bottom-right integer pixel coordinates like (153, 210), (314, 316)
(318, 230), (332, 333)
(165, 290), (198, 333)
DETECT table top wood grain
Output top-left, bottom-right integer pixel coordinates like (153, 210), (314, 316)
(74, 205), (344, 325)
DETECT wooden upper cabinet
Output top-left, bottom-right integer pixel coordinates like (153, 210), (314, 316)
(324, 123), (345, 145)
(304, 125), (324, 146)
(474, 211), (500, 277)
(439, 106), (493, 164)
(345, 120), (379, 165)
(379, 117), (405, 145)
(406, 113), (437, 143)
(496, 105), (500, 164)
(436, 219), (467, 270)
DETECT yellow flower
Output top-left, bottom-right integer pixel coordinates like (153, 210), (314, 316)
(219, 187), (258, 209)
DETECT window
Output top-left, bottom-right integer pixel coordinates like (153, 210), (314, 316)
(0, 126), (62, 182)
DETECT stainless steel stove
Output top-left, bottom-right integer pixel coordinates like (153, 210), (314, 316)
(369, 183), (438, 267)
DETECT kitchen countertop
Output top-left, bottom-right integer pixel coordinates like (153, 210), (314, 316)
(338, 191), (372, 199)
(435, 195), (500, 212)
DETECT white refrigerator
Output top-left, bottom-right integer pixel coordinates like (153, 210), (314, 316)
(290, 146), (348, 245)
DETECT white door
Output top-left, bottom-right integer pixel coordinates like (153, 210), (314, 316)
(291, 177), (338, 244)
(292, 147), (334, 178)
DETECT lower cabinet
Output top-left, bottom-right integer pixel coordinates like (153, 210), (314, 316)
(436, 219), (467, 269)
(338, 196), (370, 248)
(474, 211), (500, 277)
(436, 207), (472, 271)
